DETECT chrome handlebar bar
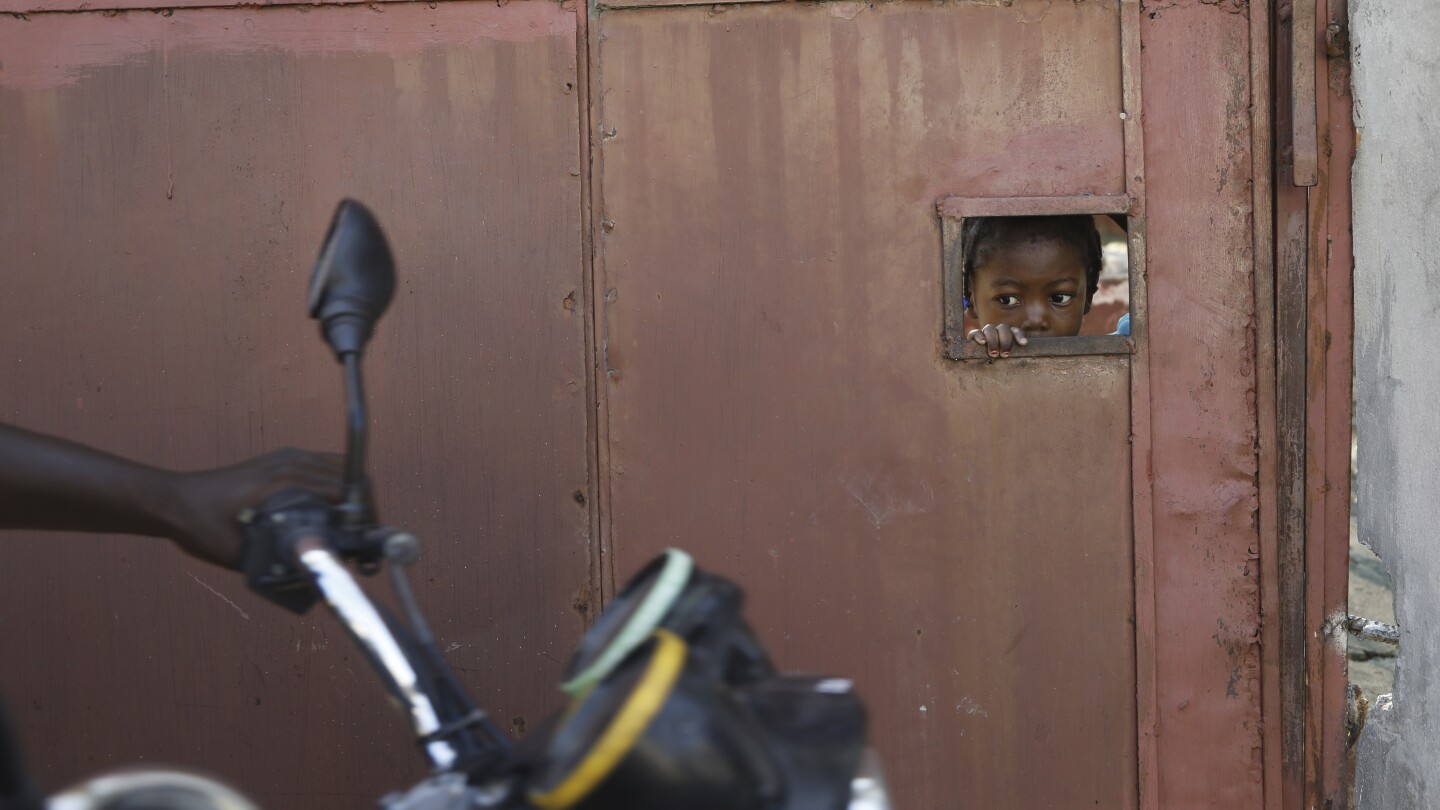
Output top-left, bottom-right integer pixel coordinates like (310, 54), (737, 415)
(292, 534), (459, 771)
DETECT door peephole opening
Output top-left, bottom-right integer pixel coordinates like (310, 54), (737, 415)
(938, 198), (1135, 361)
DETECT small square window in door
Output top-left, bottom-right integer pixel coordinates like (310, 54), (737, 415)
(937, 194), (1137, 361)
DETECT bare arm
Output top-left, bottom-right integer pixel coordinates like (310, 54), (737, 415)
(0, 423), (342, 569)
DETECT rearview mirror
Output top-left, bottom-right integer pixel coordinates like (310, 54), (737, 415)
(309, 199), (396, 358)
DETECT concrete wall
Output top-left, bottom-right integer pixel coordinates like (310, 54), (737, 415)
(1352, 1), (1440, 804)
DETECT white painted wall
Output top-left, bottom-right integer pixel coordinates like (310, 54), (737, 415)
(1351, 0), (1440, 804)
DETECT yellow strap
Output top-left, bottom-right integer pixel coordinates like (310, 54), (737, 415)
(530, 629), (687, 810)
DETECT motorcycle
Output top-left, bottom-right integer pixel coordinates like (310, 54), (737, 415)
(36, 201), (892, 810)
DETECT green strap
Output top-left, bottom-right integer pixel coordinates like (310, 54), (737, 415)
(561, 548), (694, 696)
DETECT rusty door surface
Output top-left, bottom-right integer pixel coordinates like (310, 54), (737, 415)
(590, 3), (1139, 808)
(587, 0), (1285, 807)
(0, 0), (1306, 807)
(0, 3), (594, 806)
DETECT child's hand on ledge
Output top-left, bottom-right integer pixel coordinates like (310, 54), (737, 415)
(967, 324), (1029, 358)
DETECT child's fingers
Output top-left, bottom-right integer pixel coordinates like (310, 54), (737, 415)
(969, 325), (1028, 357)
(983, 325), (1002, 357)
(996, 325), (1017, 356)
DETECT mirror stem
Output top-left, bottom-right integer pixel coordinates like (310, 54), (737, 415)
(341, 351), (372, 528)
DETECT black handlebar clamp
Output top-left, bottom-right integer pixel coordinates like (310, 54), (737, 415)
(239, 488), (336, 615)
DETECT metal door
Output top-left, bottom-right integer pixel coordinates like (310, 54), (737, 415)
(589, 2), (1140, 807)
(585, 0), (1297, 806)
(0, 4), (594, 805)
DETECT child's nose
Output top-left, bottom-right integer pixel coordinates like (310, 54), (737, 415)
(1022, 304), (1049, 331)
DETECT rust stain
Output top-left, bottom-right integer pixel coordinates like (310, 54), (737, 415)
(0, 1), (574, 90)
(1142, 0), (1248, 18)
(572, 579), (593, 618)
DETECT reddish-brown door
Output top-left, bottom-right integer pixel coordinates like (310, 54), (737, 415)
(0, 4), (595, 805)
(590, 3), (1140, 807)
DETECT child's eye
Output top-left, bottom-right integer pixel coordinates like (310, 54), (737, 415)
(996, 294), (1021, 308)
(1050, 293), (1076, 306)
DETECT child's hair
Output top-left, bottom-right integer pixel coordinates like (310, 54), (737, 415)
(960, 215), (1104, 308)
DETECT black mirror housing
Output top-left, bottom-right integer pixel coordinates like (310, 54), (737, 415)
(309, 199), (396, 358)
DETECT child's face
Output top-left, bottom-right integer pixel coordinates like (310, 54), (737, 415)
(967, 238), (1090, 337)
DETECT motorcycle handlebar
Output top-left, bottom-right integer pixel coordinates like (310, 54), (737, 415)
(291, 534), (459, 771)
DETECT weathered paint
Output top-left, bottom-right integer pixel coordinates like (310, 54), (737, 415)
(1273, 1), (1314, 804)
(1274, 0), (1356, 804)
(1305, 0), (1355, 804)
(0, 0), (578, 22)
(1249, 0), (1283, 806)
(1139, 0), (1265, 806)
(0, 2), (574, 91)
(593, 3), (1136, 807)
(936, 194), (1133, 219)
(1118, 3), (1160, 804)
(0, 4), (591, 807)
(1291, 0), (1321, 186)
